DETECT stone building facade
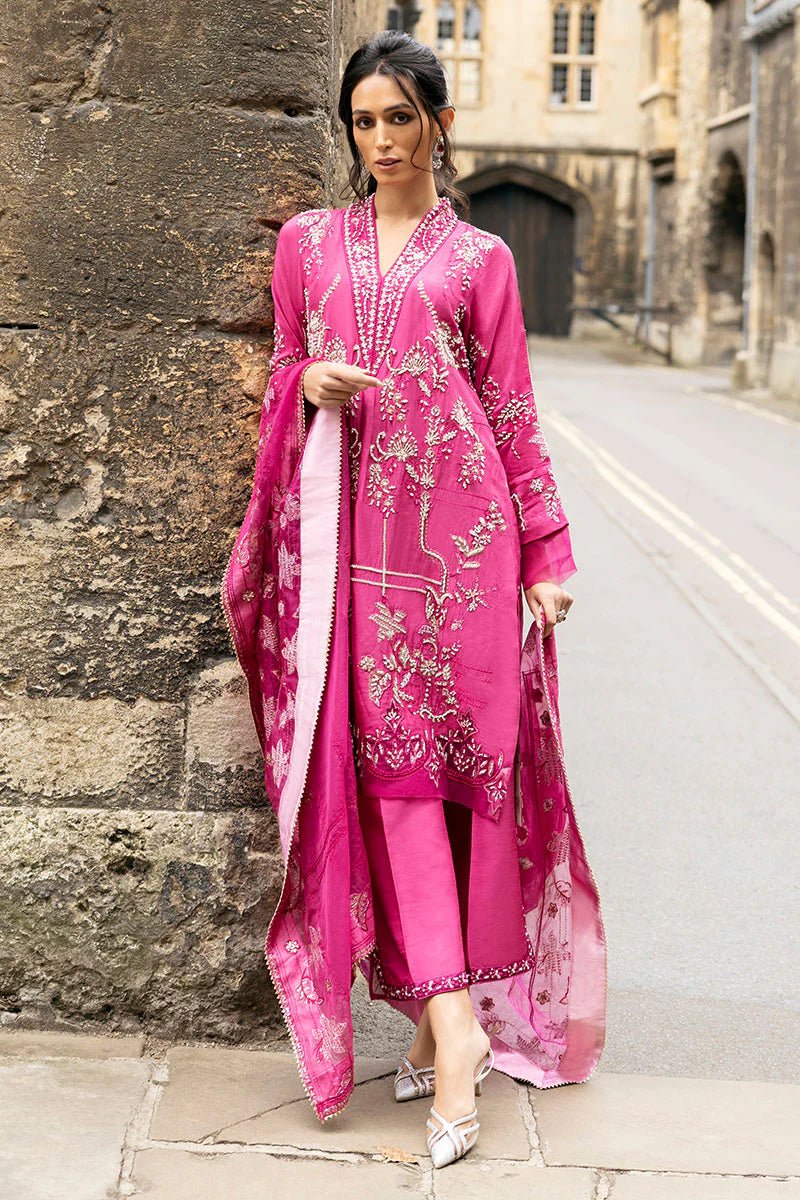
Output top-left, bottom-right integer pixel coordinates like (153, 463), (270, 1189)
(1, 1), (379, 1039)
(637, 0), (800, 395)
(735, 0), (800, 395)
(389, 0), (644, 335)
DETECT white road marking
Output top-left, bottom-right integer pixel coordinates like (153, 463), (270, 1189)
(542, 408), (800, 648)
(684, 385), (799, 426)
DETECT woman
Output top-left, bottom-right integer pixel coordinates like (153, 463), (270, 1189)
(221, 30), (607, 1169)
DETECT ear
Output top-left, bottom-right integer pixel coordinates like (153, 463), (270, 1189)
(439, 105), (456, 135)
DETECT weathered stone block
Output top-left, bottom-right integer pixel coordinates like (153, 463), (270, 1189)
(0, 321), (270, 700)
(0, 694), (183, 808)
(0, 807), (283, 1037)
(185, 659), (264, 811)
(2, 0), (329, 111)
(2, 104), (326, 328)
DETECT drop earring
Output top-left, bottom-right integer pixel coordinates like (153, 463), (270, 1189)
(432, 135), (445, 170)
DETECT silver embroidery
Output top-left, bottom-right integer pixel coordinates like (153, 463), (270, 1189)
(343, 192), (458, 372)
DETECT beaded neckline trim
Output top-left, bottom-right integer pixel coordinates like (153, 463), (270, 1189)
(342, 191), (458, 373)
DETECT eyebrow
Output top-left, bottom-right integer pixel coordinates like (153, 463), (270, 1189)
(352, 103), (415, 115)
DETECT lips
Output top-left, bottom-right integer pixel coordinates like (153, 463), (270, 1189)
(376, 158), (400, 165)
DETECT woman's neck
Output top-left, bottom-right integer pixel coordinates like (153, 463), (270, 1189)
(372, 181), (441, 224)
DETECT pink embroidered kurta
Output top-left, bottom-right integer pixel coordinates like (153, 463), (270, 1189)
(299, 193), (577, 822)
(220, 190), (607, 1123)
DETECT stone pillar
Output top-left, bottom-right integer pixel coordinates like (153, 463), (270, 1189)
(670, 0), (713, 365)
(1, 1), (343, 1039)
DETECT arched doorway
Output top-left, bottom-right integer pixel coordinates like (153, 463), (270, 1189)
(460, 165), (590, 337)
(703, 151), (746, 362)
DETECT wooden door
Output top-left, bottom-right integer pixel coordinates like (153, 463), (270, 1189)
(469, 182), (575, 336)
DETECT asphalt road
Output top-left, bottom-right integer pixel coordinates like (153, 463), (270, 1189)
(352, 335), (800, 1085)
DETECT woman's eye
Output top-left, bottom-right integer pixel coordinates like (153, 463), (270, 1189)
(354, 114), (411, 128)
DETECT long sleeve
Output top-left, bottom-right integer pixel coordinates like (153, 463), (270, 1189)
(462, 236), (577, 590)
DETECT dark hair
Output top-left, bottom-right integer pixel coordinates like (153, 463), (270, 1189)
(337, 30), (471, 220)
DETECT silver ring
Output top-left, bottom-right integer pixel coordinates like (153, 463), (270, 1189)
(556, 609), (567, 622)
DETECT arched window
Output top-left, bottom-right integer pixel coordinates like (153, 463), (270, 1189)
(436, 1), (456, 47)
(579, 4), (596, 54)
(462, 0), (482, 48)
(552, 4), (570, 54)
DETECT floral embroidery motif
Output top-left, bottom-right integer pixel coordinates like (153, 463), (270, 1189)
(452, 501), (506, 568)
(271, 738), (290, 788)
(350, 889), (371, 931)
(295, 207), (336, 272)
(445, 225), (498, 294)
(296, 975), (323, 1005)
(307, 924), (326, 973)
(277, 542), (300, 590)
(352, 704), (512, 818)
(311, 1011), (349, 1063)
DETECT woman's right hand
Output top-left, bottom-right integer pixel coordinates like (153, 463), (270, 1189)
(302, 362), (382, 410)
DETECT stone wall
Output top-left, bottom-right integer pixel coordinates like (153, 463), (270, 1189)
(0, 0), (360, 1040)
(753, 22), (800, 395)
(669, 0), (714, 363)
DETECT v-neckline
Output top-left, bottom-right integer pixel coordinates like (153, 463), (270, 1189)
(343, 190), (458, 373)
(370, 191), (448, 281)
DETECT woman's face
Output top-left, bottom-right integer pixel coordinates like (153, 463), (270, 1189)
(350, 71), (453, 187)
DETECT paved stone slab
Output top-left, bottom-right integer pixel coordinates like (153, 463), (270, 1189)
(0, 1056), (151, 1200)
(130, 1148), (420, 1198)
(0, 1028), (145, 1060)
(436, 1163), (595, 1197)
(612, 1174), (800, 1199)
(533, 1073), (800, 1176)
(234, 1066), (530, 1162)
(150, 1047), (398, 1142)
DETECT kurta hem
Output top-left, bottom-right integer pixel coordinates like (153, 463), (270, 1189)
(351, 757), (511, 821)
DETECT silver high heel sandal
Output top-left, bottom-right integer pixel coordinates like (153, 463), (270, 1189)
(394, 1053), (436, 1102)
(425, 1047), (494, 1168)
(394, 1045), (492, 1102)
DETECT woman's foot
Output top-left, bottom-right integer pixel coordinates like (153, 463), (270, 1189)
(430, 1020), (490, 1124)
(394, 1005), (438, 1102)
(406, 1003), (436, 1067)
(425, 990), (491, 1134)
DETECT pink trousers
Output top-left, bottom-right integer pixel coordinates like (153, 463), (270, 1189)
(356, 788), (536, 1002)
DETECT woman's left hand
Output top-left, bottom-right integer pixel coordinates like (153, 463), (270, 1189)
(524, 581), (574, 638)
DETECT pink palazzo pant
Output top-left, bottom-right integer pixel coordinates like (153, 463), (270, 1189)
(356, 785), (536, 1001)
